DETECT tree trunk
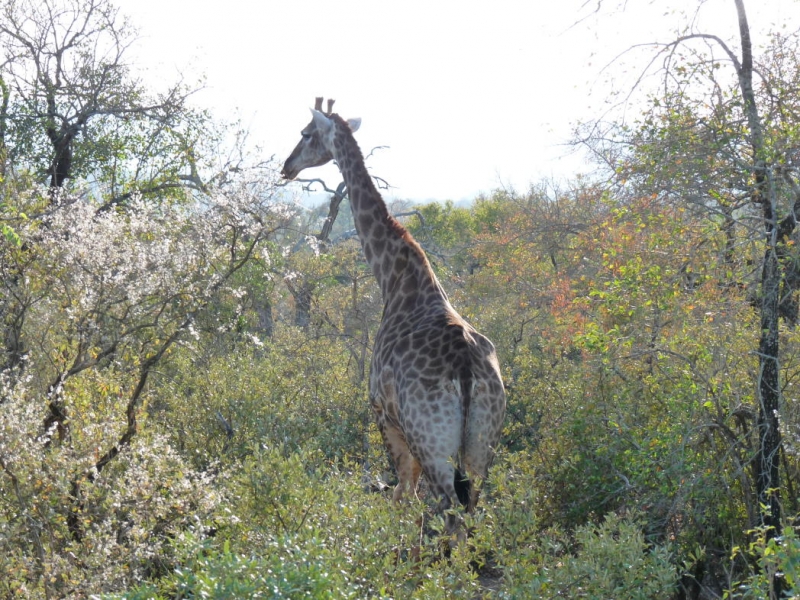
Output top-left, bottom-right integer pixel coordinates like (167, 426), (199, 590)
(286, 279), (313, 328)
(46, 123), (77, 189)
(0, 75), (8, 179)
(734, 0), (783, 594)
(757, 244), (783, 532)
(255, 296), (274, 338)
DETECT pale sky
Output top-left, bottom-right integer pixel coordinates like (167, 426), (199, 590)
(115, 0), (797, 203)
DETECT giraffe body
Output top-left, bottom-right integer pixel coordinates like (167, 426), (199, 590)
(282, 101), (505, 523)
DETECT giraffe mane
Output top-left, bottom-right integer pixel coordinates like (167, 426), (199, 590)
(327, 112), (439, 289)
(386, 215), (434, 274)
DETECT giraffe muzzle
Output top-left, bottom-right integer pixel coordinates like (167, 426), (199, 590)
(281, 165), (298, 180)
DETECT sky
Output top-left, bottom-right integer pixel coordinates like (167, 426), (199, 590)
(114, 0), (797, 204)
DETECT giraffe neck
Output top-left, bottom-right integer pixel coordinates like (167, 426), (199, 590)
(328, 114), (441, 305)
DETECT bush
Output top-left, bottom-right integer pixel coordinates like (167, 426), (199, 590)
(151, 333), (371, 469)
(726, 525), (800, 599)
(0, 375), (224, 597)
(505, 513), (677, 599)
(117, 536), (359, 599)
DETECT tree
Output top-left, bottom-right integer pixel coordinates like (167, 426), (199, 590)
(0, 0), (254, 373)
(0, 168), (293, 594)
(0, 0), (202, 193)
(577, 1), (800, 595)
(0, 0), (294, 593)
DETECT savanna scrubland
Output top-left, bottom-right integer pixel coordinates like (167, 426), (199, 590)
(2, 0), (800, 598)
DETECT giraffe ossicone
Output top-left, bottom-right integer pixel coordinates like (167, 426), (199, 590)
(282, 98), (506, 533)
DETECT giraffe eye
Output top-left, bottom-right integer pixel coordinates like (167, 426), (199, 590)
(301, 132), (311, 140)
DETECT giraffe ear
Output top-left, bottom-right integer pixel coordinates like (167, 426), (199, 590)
(310, 109), (333, 133)
(346, 118), (361, 133)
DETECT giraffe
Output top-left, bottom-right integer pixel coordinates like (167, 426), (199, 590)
(282, 98), (506, 531)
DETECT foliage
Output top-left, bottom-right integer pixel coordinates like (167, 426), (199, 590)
(0, 171), (291, 596)
(152, 332), (370, 469)
(0, 376), (223, 596)
(0, 0), (219, 196)
(5, 1), (800, 599)
(117, 535), (360, 599)
(728, 525), (800, 599)
(0, 165), (788, 598)
(2, 149), (793, 600)
(505, 513), (676, 599)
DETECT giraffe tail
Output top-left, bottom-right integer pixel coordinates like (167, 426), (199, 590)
(454, 467), (471, 508)
(454, 355), (473, 509)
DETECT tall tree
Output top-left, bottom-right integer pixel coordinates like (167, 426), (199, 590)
(0, 0), (206, 197)
(577, 2), (800, 588)
(0, 0), (249, 374)
(0, 3), (291, 592)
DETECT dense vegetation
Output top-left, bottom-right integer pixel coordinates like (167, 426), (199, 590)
(3, 0), (800, 598)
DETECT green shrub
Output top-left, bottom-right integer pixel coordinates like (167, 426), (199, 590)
(726, 525), (800, 599)
(506, 513), (676, 599)
(116, 536), (358, 599)
(151, 333), (370, 469)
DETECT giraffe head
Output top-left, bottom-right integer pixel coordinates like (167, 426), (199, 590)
(281, 98), (361, 180)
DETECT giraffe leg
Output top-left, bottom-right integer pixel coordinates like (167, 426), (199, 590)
(400, 385), (464, 538)
(383, 425), (422, 503)
(462, 374), (506, 512)
(373, 410), (421, 504)
(371, 370), (423, 503)
(420, 458), (466, 540)
(392, 451), (422, 504)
